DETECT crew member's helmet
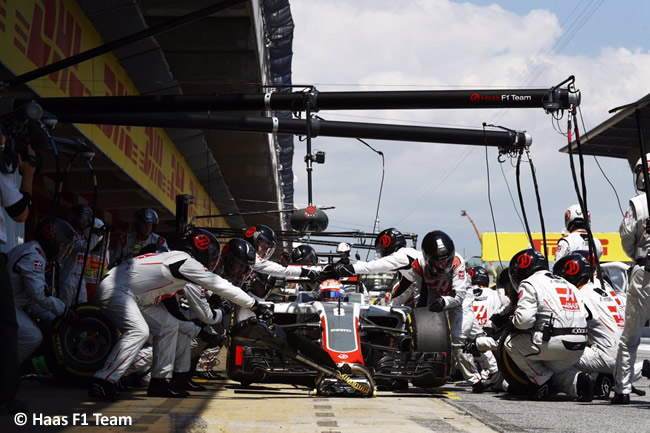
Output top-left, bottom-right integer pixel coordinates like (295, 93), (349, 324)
(564, 204), (590, 232)
(553, 252), (593, 288)
(318, 279), (345, 302)
(421, 230), (455, 274)
(508, 248), (548, 290)
(34, 217), (76, 263)
(634, 153), (650, 191)
(244, 224), (276, 260)
(374, 228), (406, 258)
(181, 228), (220, 271)
(468, 266), (490, 287)
(68, 204), (93, 231)
(134, 208), (159, 238)
(222, 238), (256, 277)
(291, 244), (318, 265)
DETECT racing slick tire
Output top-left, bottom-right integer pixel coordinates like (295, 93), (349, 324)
(48, 303), (119, 384)
(410, 308), (452, 388)
(496, 327), (537, 395)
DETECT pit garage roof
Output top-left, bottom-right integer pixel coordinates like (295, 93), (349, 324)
(559, 93), (650, 168)
(76, 0), (293, 230)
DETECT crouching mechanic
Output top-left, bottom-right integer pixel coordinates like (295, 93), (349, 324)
(89, 228), (272, 401)
(245, 224), (320, 281)
(8, 218), (77, 363)
(553, 252), (645, 399)
(409, 230), (482, 387)
(505, 248), (594, 401)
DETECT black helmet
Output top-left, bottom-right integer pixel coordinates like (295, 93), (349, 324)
(291, 244), (318, 265)
(374, 228), (406, 258)
(222, 238), (256, 278)
(468, 266), (490, 287)
(244, 224), (276, 260)
(421, 230), (455, 274)
(508, 249), (548, 290)
(68, 204), (93, 231)
(497, 266), (511, 289)
(553, 252), (592, 288)
(181, 228), (220, 271)
(33, 217), (75, 263)
(134, 208), (159, 225)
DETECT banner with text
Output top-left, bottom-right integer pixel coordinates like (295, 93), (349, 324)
(481, 232), (631, 263)
(0, 0), (226, 226)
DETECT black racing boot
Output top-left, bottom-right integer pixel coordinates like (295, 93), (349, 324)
(610, 392), (630, 405)
(576, 372), (595, 402)
(193, 370), (224, 380)
(147, 377), (189, 398)
(171, 372), (207, 392)
(594, 373), (613, 399)
(88, 378), (118, 402)
(530, 380), (554, 401)
(632, 386), (646, 396)
(642, 359), (650, 378)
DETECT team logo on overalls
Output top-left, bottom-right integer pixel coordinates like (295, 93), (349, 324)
(379, 234), (392, 248)
(564, 259), (580, 276)
(517, 253), (532, 269)
(194, 234), (210, 250)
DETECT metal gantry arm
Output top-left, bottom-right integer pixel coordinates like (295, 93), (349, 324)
(26, 87), (579, 114)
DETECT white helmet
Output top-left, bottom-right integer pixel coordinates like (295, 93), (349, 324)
(634, 153), (650, 191)
(336, 242), (351, 254)
(564, 204), (590, 232)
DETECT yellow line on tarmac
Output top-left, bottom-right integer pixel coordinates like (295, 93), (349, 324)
(443, 391), (461, 400)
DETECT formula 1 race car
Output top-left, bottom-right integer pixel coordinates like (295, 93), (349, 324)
(226, 280), (452, 396)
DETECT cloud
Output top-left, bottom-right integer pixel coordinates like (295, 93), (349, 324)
(289, 0), (649, 259)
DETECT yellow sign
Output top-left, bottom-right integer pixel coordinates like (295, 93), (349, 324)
(481, 232), (631, 263)
(0, 0), (226, 227)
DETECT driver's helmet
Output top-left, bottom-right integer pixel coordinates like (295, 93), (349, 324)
(318, 279), (344, 302)
(244, 224), (276, 260)
(291, 244), (318, 265)
(374, 228), (406, 258)
(421, 230), (455, 274)
(33, 217), (76, 263)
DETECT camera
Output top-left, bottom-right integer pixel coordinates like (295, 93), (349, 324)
(0, 100), (54, 175)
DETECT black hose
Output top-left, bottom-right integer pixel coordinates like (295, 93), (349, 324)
(526, 152), (547, 258)
(516, 151), (534, 248)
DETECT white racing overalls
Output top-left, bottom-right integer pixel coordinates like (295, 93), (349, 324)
(412, 253), (481, 384)
(7, 241), (66, 362)
(506, 270), (588, 396)
(615, 193), (650, 395)
(554, 230), (603, 261)
(93, 251), (255, 384)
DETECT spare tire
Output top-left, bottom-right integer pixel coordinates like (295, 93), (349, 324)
(496, 327), (537, 395)
(48, 303), (119, 384)
(410, 307), (451, 388)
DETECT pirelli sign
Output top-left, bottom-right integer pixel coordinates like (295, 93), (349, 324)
(481, 233), (631, 263)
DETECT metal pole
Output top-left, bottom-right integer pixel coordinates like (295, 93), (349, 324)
(635, 109), (650, 271)
(305, 96), (314, 205)
(55, 112), (531, 149)
(5, 0), (246, 88)
(30, 87), (579, 112)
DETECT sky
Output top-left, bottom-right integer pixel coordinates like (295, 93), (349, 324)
(287, 0), (650, 264)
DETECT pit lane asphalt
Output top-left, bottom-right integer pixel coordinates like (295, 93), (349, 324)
(3, 343), (650, 433)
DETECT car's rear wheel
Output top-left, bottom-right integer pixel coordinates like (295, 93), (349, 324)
(410, 307), (451, 388)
